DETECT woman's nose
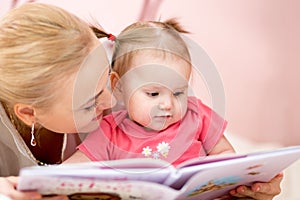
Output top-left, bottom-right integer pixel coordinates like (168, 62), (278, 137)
(97, 89), (116, 111)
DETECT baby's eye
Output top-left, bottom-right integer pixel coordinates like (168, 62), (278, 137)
(146, 92), (159, 97)
(173, 91), (184, 96)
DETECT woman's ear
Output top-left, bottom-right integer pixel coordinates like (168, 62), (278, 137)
(14, 104), (36, 126)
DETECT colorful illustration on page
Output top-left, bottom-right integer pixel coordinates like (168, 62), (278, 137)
(186, 176), (241, 197)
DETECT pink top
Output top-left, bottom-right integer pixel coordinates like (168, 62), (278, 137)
(78, 97), (227, 166)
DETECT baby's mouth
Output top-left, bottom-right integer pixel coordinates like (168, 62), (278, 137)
(154, 114), (172, 119)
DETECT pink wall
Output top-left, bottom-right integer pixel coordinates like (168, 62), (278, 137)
(1, 0), (300, 145)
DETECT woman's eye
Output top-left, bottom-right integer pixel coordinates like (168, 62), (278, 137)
(146, 92), (159, 97)
(174, 91), (184, 96)
(84, 101), (98, 112)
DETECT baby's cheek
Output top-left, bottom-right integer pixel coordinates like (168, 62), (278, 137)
(128, 108), (150, 126)
(140, 113), (152, 127)
(176, 100), (188, 118)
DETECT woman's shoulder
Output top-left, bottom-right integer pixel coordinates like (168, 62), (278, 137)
(0, 103), (37, 174)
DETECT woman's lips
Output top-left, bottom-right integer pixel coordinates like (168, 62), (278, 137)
(93, 113), (103, 121)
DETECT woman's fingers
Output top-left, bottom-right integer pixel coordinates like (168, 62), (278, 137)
(0, 176), (42, 200)
(251, 173), (283, 195)
(229, 173), (283, 200)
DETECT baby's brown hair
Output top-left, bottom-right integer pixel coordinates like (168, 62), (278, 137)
(111, 18), (191, 77)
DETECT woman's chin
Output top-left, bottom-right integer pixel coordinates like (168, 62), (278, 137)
(76, 121), (100, 133)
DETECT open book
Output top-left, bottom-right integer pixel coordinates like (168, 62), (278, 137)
(18, 145), (300, 200)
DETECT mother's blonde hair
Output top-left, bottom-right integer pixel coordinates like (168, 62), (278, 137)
(0, 3), (96, 109)
(0, 3), (109, 132)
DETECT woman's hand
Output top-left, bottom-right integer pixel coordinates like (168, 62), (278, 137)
(229, 173), (283, 200)
(0, 176), (68, 200)
(0, 176), (41, 200)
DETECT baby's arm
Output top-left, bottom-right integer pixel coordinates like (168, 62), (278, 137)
(208, 135), (235, 155)
(63, 150), (92, 164)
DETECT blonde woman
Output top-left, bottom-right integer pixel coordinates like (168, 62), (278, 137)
(0, 2), (114, 199)
(0, 2), (281, 200)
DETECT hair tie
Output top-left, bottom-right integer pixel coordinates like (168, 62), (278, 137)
(108, 33), (116, 41)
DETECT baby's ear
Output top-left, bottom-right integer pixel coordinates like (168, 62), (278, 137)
(110, 71), (126, 110)
(110, 71), (122, 92)
(110, 71), (124, 104)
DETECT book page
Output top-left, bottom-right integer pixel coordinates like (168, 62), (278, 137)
(163, 153), (245, 187)
(176, 153), (245, 169)
(173, 146), (300, 199)
(18, 158), (176, 194)
(18, 146), (300, 199)
(20, 176), (179, 199)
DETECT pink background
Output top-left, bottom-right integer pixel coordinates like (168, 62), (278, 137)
(1, 0), (300, 146)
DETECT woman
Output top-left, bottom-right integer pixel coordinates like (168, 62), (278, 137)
(0, 2), (282, 200)
(0, 2), (113, 199)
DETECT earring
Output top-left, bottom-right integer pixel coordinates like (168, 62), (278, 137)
(30, 122), (37, 146)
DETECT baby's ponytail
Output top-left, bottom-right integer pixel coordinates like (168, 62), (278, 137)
(163, 18), (190, 34)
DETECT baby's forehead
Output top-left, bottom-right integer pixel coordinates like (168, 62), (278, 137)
(129, 52), (191, 77)
(114, 49), (191, 78)
(121, 64), (189, 91)
(131, 50), (189, 66)
(139, 82), (188, 91)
